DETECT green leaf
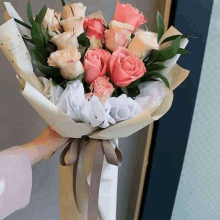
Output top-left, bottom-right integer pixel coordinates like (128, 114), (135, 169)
(61, 0), (68, 6)
(145, 25), (149, 32)
(177, 48), (190, 55)
(121, 87), (140, 98)
(77, 74), (84, 82)
(14, 18), (31, 30)
(33, 60), (60, 77)
(77, 31), (90, 48)
(145, 72), (170, 88)
(40, 47), (51, 58)
(58, 79), (69, 87)
(127, 87), (140, 98)
(144, 50), (159, 65)
(156, 11), (164, 42)
(44, 25), (51, 46)
(30, 47), (47, 65)
(121, 87), (128, 96)
(27, 2), (34, 24)
(127, 79), (141, 88)
(155, 36), (181, 62)
(161, 34), (195, 44)
(52, 79), (58, 86)
(146, 78), (159, 82)
(31, 22), (45, 48)
(146, 64), (166, 72)
(35, 5), (47, 25)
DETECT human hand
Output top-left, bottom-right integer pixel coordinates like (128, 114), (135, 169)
(21, 126), (70, 164)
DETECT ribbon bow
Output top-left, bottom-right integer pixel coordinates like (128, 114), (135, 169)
(59, 137), (122, 220)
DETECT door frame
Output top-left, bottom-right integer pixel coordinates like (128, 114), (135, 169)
(139, 0), (214, 219)
(134, 1), (173, 219)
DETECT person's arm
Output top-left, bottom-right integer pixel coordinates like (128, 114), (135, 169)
(19, 126), (69, 165)
(0, 127), (69, 219)
(1, 126), (69, 165)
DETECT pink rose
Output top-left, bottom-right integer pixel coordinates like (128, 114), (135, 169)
(84, 17), (105, 40)
(109, 47), (146, 87)
(88, 77), (114, 104)
(113, 1), (147, 32)
(83, 49), (111, 84)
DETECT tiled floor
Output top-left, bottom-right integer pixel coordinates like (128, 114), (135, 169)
(171, 1), (220, 220)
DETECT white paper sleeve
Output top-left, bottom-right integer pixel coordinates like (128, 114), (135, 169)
(0, 19), (44, 93)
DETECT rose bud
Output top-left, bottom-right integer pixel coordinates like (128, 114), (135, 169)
(104, 20), (134, 52)
(42, 8), (62, 36)
(62, 3), (87, 19)
(84, 11), (106, 49)
(113, 1), (147, 32)
(50, 32), (79, 50)
(47, 48), (84, 80)
(109, 47), (146, 87)
(89, 77), (114, 104)
(128, 30), (159, 59)
(60, 17), (84, 37)
(83, 48), (111, 84)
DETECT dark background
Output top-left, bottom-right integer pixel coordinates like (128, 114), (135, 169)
(140, 0), (214, 219)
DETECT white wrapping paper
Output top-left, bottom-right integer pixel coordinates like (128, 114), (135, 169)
(4, 2), (31, 38)
(0, 19), (44, 93)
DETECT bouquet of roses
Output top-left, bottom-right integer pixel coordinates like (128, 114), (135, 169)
(0, 1), (191, 220)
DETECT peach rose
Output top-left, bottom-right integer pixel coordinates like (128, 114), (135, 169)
(42, 8), (61, 36)
(47, 48), (84, 80)
(109, 20), (134, 36)
(89, 77), (114, 104)
(62, 3), (86, 19)
(60, 17), (84, 37)
(83, 49), (111, 84)
(128, 30), (159, 59)
(104, 29), (129, 52)
(113, 1), (147, 32)
(50, 32), (79, 50)
(104, 20), (133, 52)
(109, 47), (146, 87)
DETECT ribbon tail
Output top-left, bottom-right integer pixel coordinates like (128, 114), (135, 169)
(87, 140), (105, 220)
(75, 138), (90, 213)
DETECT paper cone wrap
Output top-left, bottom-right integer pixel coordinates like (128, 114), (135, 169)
(19, 26), (188, 220)
(0, 4), (190, 219)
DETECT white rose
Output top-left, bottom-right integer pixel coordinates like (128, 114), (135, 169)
(42, 8), (61, 36)
(50, 32), (79, 50)
(128, 30), (159, 59)
(89, 35), (103, 49)
(47, 48), (84, 80)
(60, 17), (84, 37)
(62, 3), (87, 19)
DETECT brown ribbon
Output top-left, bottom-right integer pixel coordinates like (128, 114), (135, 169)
(59, 137), (122, 220)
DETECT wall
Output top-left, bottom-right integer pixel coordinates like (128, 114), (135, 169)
(0, 0), (156, 219)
